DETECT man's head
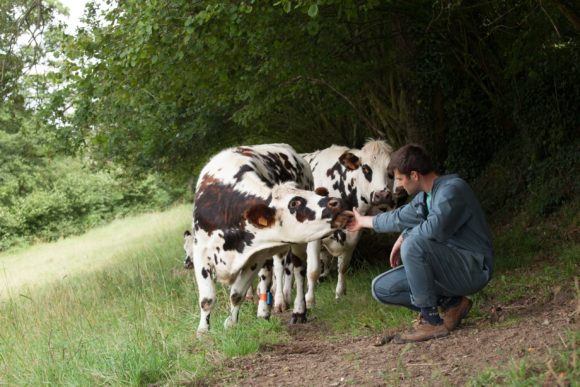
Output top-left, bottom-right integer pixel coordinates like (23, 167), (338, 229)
(387, 144), (435, 196)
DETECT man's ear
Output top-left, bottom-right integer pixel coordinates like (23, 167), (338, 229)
(339, 151), (360, 170)
(244, 204), (276, 228)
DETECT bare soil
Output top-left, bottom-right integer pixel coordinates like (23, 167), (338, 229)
(209, 281), (578, 386)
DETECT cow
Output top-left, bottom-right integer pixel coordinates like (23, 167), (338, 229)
(190, 144), (349, 335)
(295, 139), (407, 309)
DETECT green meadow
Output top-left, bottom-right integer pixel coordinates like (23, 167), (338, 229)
(0, 203), (577, 385)
(0, 204), (413, 385)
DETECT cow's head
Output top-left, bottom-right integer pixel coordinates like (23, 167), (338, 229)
(183, 230), (194, 269)
(338, 139), (395, 211)
(243, 183), (349, 243)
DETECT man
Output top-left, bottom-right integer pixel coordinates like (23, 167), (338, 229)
(346, 144), (493, 343)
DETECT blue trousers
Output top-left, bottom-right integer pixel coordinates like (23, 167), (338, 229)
(372, 235), (491, 310)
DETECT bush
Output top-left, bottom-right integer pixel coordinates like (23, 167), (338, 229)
(0, 157), (180, 251)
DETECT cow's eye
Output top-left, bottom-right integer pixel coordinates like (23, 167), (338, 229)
(289, 200), (300, 208)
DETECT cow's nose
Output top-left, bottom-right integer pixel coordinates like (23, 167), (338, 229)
(327, 198), (345, 211)
(328, 198), (340, 208)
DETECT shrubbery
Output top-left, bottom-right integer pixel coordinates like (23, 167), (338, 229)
(0, 156), (181, 251)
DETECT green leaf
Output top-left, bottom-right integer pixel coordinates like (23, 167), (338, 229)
(307, 4), (319, 18)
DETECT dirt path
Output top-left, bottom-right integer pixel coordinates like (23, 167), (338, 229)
(212, 289), (578, 386)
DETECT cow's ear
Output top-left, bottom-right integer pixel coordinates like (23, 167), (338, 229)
(339, 151), (360, 170)
(314, 187), (329, 196)
(244, 204), (276, 228)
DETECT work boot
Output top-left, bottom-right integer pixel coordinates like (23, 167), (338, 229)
(442, 296), (473, 331)
(393, 320), (449, 343)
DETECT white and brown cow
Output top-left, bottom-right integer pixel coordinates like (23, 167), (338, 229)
(190, 144), (348, 335)
(298, 139), (407, 308)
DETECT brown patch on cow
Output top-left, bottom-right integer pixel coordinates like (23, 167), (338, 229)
(244, 204), (276, 228)
(339, 151), (360, 170)
(195, 181), (269, 234)
(200, 297), (213, 311)
(314, 186), (329, 196)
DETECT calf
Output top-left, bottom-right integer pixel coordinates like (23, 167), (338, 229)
(298, 140), (406, 308)
(190, 144), (348, 335)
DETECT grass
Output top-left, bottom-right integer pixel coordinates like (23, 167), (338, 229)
(0, 201), (577, 385)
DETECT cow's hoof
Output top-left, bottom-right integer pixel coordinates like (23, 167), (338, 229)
(305, 297), (316, 310)
(273, 303), (287, 313)
(290, 312), (307, 324)
(257, 304), (271, 319)
(224, 317), (236, 329)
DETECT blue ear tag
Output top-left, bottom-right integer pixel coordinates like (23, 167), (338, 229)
(267, 290), (272, 305)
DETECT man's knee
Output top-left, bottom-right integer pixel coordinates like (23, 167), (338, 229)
(401, 234), (432, 259)
(371, 269), (410, 306)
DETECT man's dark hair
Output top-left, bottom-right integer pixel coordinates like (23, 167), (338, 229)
(387, 144), (435, 176)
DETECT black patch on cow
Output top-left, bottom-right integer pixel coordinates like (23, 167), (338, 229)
(332, 229), (347, 245)
(290, 252), (303, 268)
(263, 259), (273, 270)
(260, 274), (266, 281)
(284, 268), (291, 275)
(362, 164), (372, 182)
(361, 196), (368, 204)
(233, 164), (255, 183)
(223, 228), (255, 253)
(214, 254), (218, 265)
(201, 267), (209, 279)
(326, 162), (358, 210)
(231, 292), (243, 306)
(288, 196), (316, 222)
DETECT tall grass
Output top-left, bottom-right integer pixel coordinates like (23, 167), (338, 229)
(0, 203), (576, 385)
(0, 204), (411, 385)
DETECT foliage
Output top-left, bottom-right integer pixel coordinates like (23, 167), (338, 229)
(0, 156), (179, 251)
(40, 0), (579, 185)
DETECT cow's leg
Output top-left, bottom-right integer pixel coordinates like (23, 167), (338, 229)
(245, 285), (256, 302)
(282, 250), (294, 306)
(319, 249), (333, 281)
(224, 264), (260, 329)
(256, 259), (273, 319)
(272, 253), (287, 313)
(193, 248), (215, 335)
(305, 239), (322, 309)
(336, 231), (362, 299)
(290, 244), (308, 324)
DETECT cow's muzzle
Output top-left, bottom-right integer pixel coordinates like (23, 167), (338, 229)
(371, 189), (395, 209)
(324, 197), (351, 228)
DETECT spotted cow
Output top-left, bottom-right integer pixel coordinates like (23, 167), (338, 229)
(190, 144), (349, 335)
(297, 139), (407, 308)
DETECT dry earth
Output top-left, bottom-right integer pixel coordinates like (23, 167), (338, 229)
(207, 285), (578, 386)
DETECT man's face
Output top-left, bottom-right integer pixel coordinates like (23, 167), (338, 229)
(394, 169), (420, 196)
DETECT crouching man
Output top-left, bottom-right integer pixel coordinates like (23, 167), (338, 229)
(346, 144), (493, 343)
